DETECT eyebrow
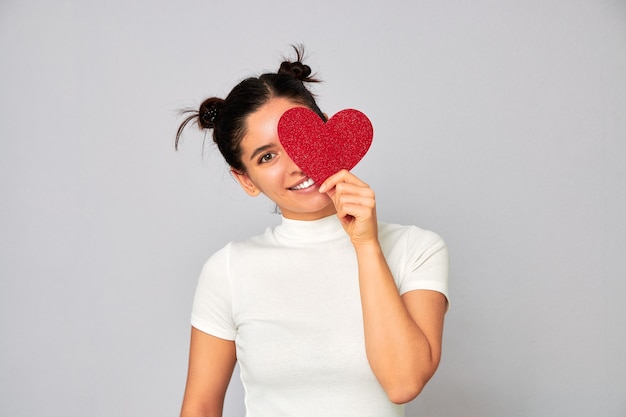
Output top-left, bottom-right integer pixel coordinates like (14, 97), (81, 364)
(249, 144), (275, 161)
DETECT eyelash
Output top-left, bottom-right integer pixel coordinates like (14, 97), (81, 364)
(258, 152), (276, 164)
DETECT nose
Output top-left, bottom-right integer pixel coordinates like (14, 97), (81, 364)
(283, 149), (305, 175)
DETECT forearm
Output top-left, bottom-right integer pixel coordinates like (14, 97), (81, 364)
(355, 242), (440, 403)
(320, 170), (445, 401)
(180, 407), (221, 417)
(180, 328), (236, 417)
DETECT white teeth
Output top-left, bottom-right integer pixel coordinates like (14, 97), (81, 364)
(290, 178), (315, 190)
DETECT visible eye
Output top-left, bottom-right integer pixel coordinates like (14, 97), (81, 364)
(258, 152), (276, 164)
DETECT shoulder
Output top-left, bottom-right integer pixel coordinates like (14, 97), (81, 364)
(202, 225), (279, 268)
(230, 225), (280, 253)
(378, 222), (449, 299)
(378, 222), (447, 254)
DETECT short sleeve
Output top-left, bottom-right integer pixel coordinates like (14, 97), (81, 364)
(379, 224), (449, 304)
(190, 244), (237, 340)
(399, 228), (449, 301)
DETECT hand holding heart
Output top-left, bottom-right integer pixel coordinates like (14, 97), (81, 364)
(320, 169), (379, 247)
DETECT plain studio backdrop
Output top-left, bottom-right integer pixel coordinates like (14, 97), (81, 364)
(1, 1), (625, 416)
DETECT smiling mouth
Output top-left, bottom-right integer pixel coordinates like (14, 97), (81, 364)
(289, 178), (315, 190)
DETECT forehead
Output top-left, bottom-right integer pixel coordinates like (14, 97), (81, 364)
(240, 98), (305, 156)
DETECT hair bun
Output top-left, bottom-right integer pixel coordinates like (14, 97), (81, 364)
(276, 45), (320, 83)
(278, 61), (313, 81)
(198, 98), (224, 129)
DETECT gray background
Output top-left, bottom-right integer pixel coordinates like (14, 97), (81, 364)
(1, 0), (625, 416)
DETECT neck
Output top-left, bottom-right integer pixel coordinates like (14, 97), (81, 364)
(280, 204), (337, 221)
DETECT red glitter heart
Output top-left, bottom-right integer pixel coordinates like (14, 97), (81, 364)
(277, 107), (373, 184)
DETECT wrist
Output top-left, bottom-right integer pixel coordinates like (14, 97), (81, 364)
(352, 239), (383, 256)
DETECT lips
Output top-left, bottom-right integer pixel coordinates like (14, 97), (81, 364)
(289, 178), (315, 190)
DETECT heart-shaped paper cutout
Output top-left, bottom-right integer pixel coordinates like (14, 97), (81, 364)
(277, 107), (373, 184)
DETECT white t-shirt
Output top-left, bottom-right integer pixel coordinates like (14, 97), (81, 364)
(191, 214), (449, 417)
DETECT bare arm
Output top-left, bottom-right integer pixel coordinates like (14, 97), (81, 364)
(180, 327), (237, 417)
(356, 244), (447, 403)
(320, 170), (447, 404)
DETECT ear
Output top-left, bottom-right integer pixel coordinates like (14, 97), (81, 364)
(231, 169), (261, 197)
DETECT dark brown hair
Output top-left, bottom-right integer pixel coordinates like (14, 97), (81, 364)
(175, 46), (325, 172)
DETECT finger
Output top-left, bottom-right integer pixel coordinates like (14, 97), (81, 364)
(333, 191), (376, 219)
(319, 170), (368, 193)
(333, 188), (375, 209)
(336, 203), (375, 222)
(333, 181), (375, 199)
(335, 199), (376, 217)
(331, 181), (375, 214)
(321, 177), (371, 198)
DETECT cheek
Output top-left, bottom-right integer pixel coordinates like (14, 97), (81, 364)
(249, 163), (287, 193)
(265, 163), (286, 183)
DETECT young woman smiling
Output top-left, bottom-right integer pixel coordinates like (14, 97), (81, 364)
(176, 47), (449, 417)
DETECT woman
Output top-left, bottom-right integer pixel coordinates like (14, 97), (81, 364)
(176, 47), (449, 417)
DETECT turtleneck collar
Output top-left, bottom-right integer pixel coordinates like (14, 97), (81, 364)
(273, 214), (347, 243)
